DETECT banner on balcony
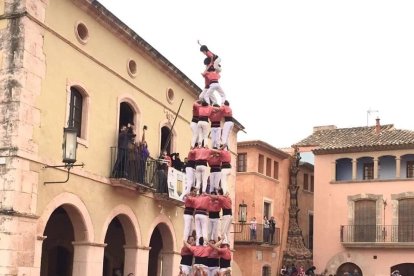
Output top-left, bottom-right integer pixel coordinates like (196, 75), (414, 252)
(167, 167), (185, 202)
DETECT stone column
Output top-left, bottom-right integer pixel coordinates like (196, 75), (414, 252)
(72, 241), (106, 276)
(331, 161), (336, 181)
(352, 159), (357, 181)
(374, 158), (379, 179)
(123, 246), (151, 276)
(395, 157), (401, 178)
(160, 250), (180, 276)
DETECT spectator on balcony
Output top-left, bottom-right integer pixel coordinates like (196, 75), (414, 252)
(156, 151), (170, 193)
(269, 216), (276, 244)
(137, 140), (149, 184)
(171, 152), (183, 171)
(249, 217), (257, 241)
(112, 125), (135, 178)
(263, 216), (270, 243)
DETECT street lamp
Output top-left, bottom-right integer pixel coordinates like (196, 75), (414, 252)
(238, 201), (247, 223)
(44, 127), (84, 184)
(231, 200), (248, 233)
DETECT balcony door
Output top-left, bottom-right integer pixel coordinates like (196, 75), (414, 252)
(398, 199), (414, 242)
(354, 199), (376, 242)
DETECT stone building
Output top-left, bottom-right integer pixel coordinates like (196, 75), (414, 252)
(0, 0), (242, 275)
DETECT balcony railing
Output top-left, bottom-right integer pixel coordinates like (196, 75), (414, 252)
(340, 225), (414, 245)
(109, 147), (166, 192)
(233, 223), (280, 246)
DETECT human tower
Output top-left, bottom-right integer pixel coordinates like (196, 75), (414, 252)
(179, 44), (233, 276)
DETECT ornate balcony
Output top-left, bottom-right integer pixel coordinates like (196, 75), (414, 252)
(233, 223), (280, 247)
(340, 225), (414, 248)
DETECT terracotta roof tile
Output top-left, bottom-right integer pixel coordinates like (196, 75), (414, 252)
(294, 124), (414, 152)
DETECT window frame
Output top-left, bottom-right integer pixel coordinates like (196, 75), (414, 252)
(65, 84), (90, 146)
(237, 153), (247, 172)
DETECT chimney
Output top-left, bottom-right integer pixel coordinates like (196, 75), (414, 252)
(375, 117), (381, 134)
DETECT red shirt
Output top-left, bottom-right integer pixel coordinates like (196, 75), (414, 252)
(209, 107), (223, 123)
(193, 195), (211, 210)
(218, 196), (232, 210)
(205, 71), (220, 82)
(184, 196), (195, 208)
(208, 248), (220, 259)
(187, 149), (196, 161)
(198, 105), (213, 117)
(220, 105), (232, 117)
(181, 246), (193, 256)
(193, 101), (201, 117)
(218, 247), (231, 260)
(208, 199), (222, 212)
(195, 147), (214, 161)
(220, 149), (231, 163)
(189, 245), (213, 257)
(164, 155), (172, 167)
(207, 154), (221, 167)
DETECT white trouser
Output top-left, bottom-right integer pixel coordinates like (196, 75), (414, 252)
(191, 121), (199, 147)
(209, 171), (221, 193)
(221, 215), (232, 244)
(185, 167), (195, 194)
(208, 218), (220, 241)
(208, 266), (219, 276)
(195, 214), (208, 245)
(197, 121), (209, 146)
(214, 57), (222, 72)
(196, 165), (209, 193)
(183, 214), (194, 241)
(220, 168), (231, 194)
(200, 88), (218, 105)
(206, 83), (226, 105)
(221, 121), (234, 146)
(210, 127), (221, 149)
(180, 264), (192, 275)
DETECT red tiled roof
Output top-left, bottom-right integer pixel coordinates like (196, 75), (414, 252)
(294, 124), (414, 153)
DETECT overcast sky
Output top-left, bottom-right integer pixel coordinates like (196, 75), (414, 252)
(97, 0), (414, 148)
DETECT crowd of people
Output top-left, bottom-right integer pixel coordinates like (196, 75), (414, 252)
(249, 216), (277, 244)
(280, 265), (316, 276)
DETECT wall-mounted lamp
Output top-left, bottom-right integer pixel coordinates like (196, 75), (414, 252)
(232, 200), (248, 233)
(44, 127), (84, 184)
(238, 200), (248, 223)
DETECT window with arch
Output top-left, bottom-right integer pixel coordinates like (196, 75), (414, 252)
(335, 158), (352, 181)
(69, 86), (84, 138)
(160, 126), (172, 155)
(119, 102), (136, 132)
(262, 265), (271, 276)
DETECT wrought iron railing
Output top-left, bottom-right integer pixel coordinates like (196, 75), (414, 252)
(340, 225), (414, 243)
(110, 146), (161, 189)
(233, 223), (280, 246)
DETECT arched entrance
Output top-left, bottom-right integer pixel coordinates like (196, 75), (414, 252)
(148, 223), (174, 276)
(391, 263), (414, 276)
(40, 207), (74, 276)
(103, 217), (126, 276)
(101, 211), (140, 276)
(119, 102), (135, 131)
(336, 262), (363, 276)
(161, 126), (172, 154)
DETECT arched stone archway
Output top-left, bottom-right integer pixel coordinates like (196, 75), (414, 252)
(37, 193), (96, 276)
(100, 205), (142, 276)
(148, 223), (175, 276)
